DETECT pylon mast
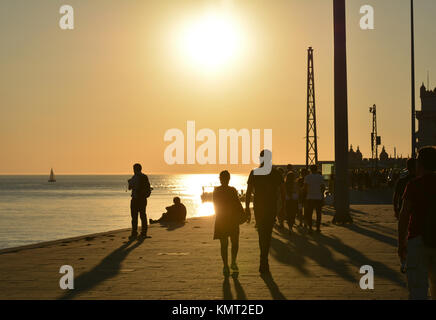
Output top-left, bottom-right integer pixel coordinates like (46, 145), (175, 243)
(306, 47), (318, 168)
(369, 104), (380, 170)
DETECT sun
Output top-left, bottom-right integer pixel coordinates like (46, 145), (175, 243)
(177, 10), (245, 72)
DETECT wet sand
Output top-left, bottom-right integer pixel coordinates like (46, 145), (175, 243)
(0, 204), (407, 300)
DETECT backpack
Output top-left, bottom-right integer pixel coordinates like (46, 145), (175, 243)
(423, 197), (436, 248)
(136, 174), (152, 199)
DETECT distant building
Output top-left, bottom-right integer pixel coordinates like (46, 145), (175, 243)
(348, 145), (407, 169)
(416, 84), (436, 149)
(379, 146), (389, 162)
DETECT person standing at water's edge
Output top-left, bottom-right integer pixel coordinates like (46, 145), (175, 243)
(245, 150), (285, 274)
(213, 171), (244, 277)
(128, 163), (152, 240)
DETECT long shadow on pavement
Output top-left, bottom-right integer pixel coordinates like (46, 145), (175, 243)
(222, 276), (233, 300)
(222, 274), (247, 300)
(270, 228), (404, 287)
(261, 272), (286, 300)
(59, 238), (145, 299)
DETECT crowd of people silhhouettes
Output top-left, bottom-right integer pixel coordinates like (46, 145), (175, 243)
(127, 146), (436, 299)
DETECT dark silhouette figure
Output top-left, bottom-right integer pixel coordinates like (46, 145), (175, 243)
(297, 168), (310, 226)
(393, 158), (416, 220)
(149, 197), (186, 225)
(398, 147), (436, 299)
(245, 150), (285, 274)
(128, 163), (151, 240)
(213, 170), (243, 276)
(285, 169), (299, 236)
(303, 164), (325, 233)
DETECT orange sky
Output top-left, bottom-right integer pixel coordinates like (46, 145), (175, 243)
(1, 0), (435, 174)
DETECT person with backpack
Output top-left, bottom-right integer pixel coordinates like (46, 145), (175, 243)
(128, 163), (152, 240)
(398, 146), (436, 300)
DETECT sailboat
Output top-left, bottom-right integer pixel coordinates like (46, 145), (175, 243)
(48, 168), (56, 182)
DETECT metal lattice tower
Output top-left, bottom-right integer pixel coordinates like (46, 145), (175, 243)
(306, 47), (318, 168)
(369, 104), (381, 169)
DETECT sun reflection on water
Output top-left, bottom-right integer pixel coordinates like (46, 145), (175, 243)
(195, 202), (215, 217)
(176, 174), (247, 218)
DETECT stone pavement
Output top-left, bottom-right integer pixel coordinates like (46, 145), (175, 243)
(0, 205), (408, 299)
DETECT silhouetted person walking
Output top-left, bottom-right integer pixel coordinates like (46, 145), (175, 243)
(393, 158), (416, 220)
(246, 150), (285, 274)
(213, 171), (243, 276)
(398, 147), (436, 300)
(285, 169), (299, 236)
(297, 168), (309, 226)
(304, 165), (325, 233)
(128, 163), (151, 240)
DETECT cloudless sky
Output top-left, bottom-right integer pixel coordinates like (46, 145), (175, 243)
(0, 0), (435, 174)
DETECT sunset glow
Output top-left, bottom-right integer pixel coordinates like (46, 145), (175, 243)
(177, 10), (245, 72)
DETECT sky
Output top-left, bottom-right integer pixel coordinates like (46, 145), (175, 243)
(0, 0), (435, 174)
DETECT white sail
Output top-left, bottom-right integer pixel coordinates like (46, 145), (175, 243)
(48, 168), (56, 182)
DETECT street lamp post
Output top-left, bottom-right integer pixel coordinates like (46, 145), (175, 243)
(332, 0), (352, 224)
(410, 0), (417, 158)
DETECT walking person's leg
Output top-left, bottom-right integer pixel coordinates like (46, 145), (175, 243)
(230, 231), (239, 272)
(286, 199), (297, 234)
(297, 204), (303, 226)
(305, 200), (314, 232)
(298, 199), (304, 226)
(425, 248), (436, 300)
(139, 200), (148, 237)
(315, 200), (322, 232)
(130, 199), (139, 238)
(407, 237), (429, 300)
(258, 218), (274, 273)
(220, 237), (230, 276)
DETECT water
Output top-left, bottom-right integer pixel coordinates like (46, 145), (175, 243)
(0, 174), (248, 250)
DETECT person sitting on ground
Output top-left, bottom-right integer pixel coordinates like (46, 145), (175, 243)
(149, 197), (186, 224)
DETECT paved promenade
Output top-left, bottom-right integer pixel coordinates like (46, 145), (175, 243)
(0, 205), (407, 300)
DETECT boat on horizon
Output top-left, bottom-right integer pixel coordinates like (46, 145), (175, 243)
(201, 186), (246, 203)
(48, 168), (56, 182)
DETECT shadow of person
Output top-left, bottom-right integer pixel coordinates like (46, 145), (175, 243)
(231, 273), (247, 300)
(59, 238), (145, 300)
(260, 272), (286, 300)
(161, 221), (186, 231)
(270, 228), (404, 286)
(222, 276), (233, 300)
